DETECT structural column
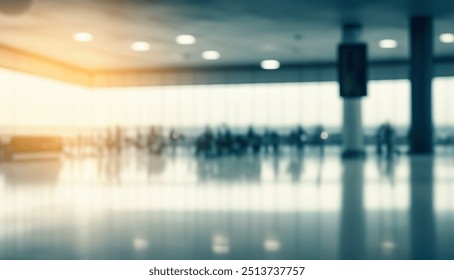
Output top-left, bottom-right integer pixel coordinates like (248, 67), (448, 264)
(340, 24), (365, 158)
(410, 16), (434, 154)
(410, 156), (436, 259)
(340, 159), (366, 259)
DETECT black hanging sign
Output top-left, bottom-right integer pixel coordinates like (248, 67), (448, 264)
(338, 43), (368, 97)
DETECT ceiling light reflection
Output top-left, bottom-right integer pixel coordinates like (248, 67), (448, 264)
(264, 237), (281, 252)
(133, 238), (149, 251)
(212, 234), (230, 255)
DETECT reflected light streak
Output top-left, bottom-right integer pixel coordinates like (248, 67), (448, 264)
(264, 237), (281, 252)
(364, 184), (409, 210)
(133, 238), (149, 251)
(382, 241), (396, 250)
(434, 183), (454, 211)
(0, 182), (342, 218)
(212, 234), (230, 255)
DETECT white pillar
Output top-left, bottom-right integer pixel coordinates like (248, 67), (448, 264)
(341, 24), (365, 158)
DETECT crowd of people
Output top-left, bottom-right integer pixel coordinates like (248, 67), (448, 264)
(61, 125), (331, 158)
(65, 126), (168, 157)
(3, 122), (440, 161)
(194, 125), (328, 157)
(375, 123), (399, 158)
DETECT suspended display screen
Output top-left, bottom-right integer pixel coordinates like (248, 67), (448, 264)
(338, 43), (368, 98)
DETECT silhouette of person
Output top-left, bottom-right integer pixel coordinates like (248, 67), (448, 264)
(376, 124), (385, 155)
(383, 123), (395, 159)
(292, 125), (307, 153)
(314, 125), (327, 156)
(270, 130), (280, 154)
(196, 126), (215, 157)
(246, 126), (261, 155)
(169, 128), (181, 155)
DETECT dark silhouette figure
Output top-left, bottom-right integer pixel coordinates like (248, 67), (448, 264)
(169, 128), (182, 155)
(263, 129), (272, 154)
(270, 130), (280, 155)
(246, 126), (261, 155)
(383, 123), (395, 158)
(106, 129), (115, 154)
(114, 126), (123, 154)
(195, 127), (215, 157)
(287, 153), (304, 183)
(136, 128), (144, 150)
(147, 127), (164, 155)
(314, 125), (327, 156)
(377, 123), (397, 158)
(290, 125), (307, 154)
(222, 126), (234, 155)
(376, 124), (385, 155)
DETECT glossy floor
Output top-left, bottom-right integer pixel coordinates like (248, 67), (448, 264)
(1, 147), (454, 259)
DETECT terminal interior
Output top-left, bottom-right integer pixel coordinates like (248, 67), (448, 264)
(1, 0), (454, 259)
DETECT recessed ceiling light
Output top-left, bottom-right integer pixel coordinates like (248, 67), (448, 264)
(131, 41), (150, 52)
(176, 35), (196, 45)
(379, 39), (398, 49)
(440, 33), (454, 43)
(260, 60), (280, 70)
(202, 50), (220, 60)
(73, 32), (93, 42)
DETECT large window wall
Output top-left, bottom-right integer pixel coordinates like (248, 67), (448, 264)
(1, 67), (453, 137)
(434, 77), (454, 130)
(0, 68), (87, 134)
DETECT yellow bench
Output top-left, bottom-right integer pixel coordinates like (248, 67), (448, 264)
(3, 136), (62, 161)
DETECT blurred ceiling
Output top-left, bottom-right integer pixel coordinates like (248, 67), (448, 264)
(0, 0), (454, 71)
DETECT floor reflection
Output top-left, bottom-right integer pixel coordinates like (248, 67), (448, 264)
(0, 148), (453, 259)
(410, 156), (436, 259)
(340, 159), (366, 259)
(196, 155), (262, 183)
